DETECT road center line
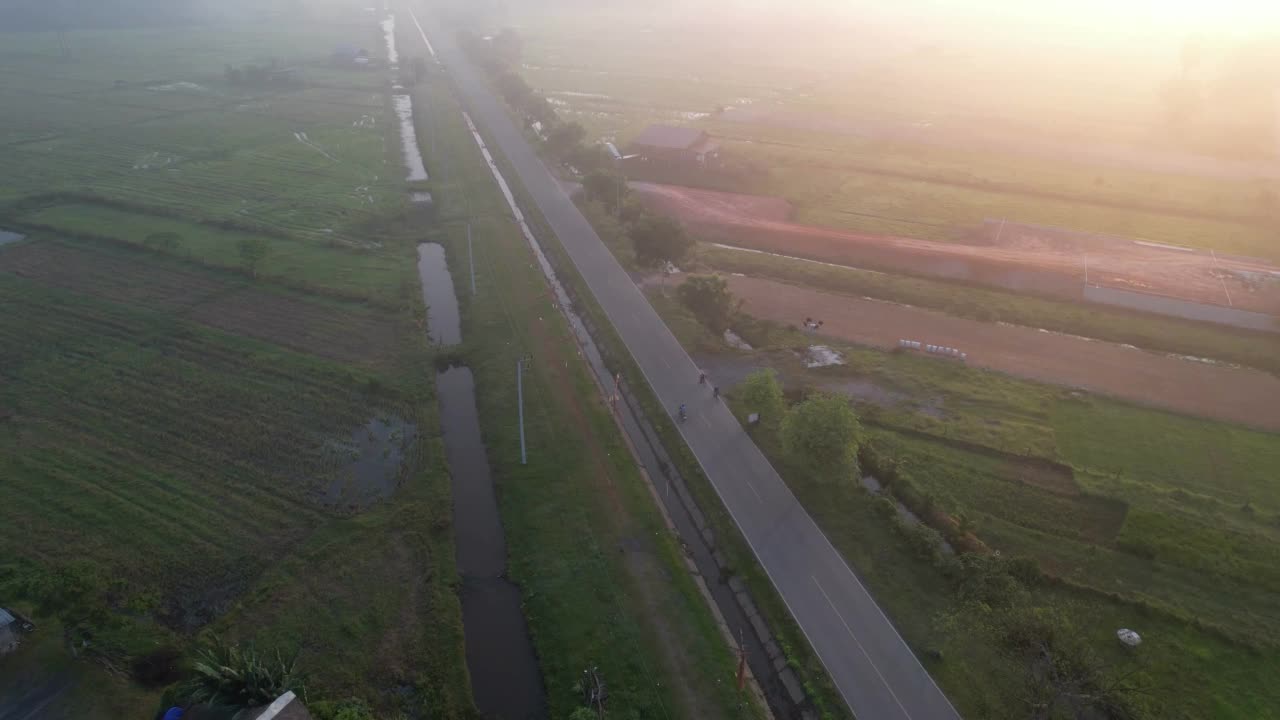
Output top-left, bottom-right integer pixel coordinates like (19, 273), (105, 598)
(812, 576), (914, 720)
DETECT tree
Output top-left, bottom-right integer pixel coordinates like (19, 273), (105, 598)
(582, 170), (628, 214)
(524, 95), (558, 128)
(545, 121), (586, 161)
(568, 142), (611, 174)
(629, 215), (692, 267)
(677, 274), (736, 331)
(491, 28), (522, 65)
(495, 71), (534, 110)
(781, 392), (862, 482)
(739, 369), (785, 431)
(236, 237), (270, 278)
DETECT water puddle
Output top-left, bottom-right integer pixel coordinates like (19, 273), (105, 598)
(393, 95), (429, 181)
(417, 243), (460, 345)
(0, 230), (25, 247)
(322, 416), (415, 508)
(437, 367), (547, 719)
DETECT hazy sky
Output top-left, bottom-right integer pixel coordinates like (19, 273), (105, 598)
(711, 0), (1280, 37)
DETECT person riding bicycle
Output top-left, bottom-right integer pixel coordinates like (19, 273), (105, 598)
(698, 371), (707, 385)
(713, 386), (720, 398)
(678, 403), (688, 420)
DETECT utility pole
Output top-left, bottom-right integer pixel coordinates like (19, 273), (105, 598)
(467, 222), (476, 295)
(517, 357), (527, 464)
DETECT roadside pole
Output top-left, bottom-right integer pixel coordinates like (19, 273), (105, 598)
(468, 222), (476, 295)
(517, 358), (527, 464)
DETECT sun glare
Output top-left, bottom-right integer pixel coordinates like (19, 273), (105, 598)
(957, 0), (1280, 33)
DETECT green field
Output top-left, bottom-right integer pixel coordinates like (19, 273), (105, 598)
(0, 4), (771, 717)
(619, 278), (1280, 717)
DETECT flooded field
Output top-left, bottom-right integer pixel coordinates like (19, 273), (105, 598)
(322, 415), (415, 509)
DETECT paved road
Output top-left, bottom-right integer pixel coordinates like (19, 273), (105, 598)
(407, 6), (961, 719)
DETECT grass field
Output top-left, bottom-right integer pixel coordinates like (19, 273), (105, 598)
(0, 3), (770, 717)
(719, 384), (1280, 719)
(0, 6), (478, 716)
(626, 279), (1280, 717)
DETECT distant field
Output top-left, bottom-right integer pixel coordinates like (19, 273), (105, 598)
(505, 7), (1280, 261)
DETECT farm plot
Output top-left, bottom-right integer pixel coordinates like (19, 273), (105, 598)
(0, 237), (409, 367)
(638, 182), (1280, 314)
(868, 430), (1128, 546)
(1054, 399), (1280, 512)
(0, 274), (398, 602)
(17, 207), (408, 303)
(722, 273), (1280, 431)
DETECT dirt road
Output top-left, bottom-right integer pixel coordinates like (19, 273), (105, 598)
(725, 274), (1280, 432)
(634, 182), (1280, 315)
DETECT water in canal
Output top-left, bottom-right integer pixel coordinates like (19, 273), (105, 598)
(417, 243), (460, 345)
(418, 241), (546, 718)
(394, 95), (429, 182)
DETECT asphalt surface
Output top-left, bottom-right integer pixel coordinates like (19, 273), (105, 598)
(407, 7), (962, 718)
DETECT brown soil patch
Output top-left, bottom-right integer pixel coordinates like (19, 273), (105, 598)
(635, 183), (1280, 315)
(998, 459), (1079, 496)
(0, 239), (402, 366)
(0, 238), (225, 310)
(188, 288), (402, 366)
(724, 273), (1280, 432)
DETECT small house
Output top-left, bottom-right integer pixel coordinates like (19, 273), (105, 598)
(0, 608), (19, 655)
(626, 124), (719, 167)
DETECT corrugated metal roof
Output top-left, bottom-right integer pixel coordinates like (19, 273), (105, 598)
(630, 124), (707, 150)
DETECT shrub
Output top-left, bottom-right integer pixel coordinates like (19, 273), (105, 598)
(181, 639), (298, 711)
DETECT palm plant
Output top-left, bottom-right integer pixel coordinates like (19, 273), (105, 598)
(182, 639), (299, 715)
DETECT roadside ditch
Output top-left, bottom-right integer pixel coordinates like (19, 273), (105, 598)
(418, 241), (546, 719)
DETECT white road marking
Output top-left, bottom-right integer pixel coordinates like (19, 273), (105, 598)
(812, 576), (913, 720)
(406, 7), (437, 60)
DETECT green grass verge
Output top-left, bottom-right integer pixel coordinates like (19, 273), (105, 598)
(412, 68), (758, 719)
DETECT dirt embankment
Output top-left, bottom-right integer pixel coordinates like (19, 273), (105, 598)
(724, 273), (1280, 432)
(633, 182), (1280, 315)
